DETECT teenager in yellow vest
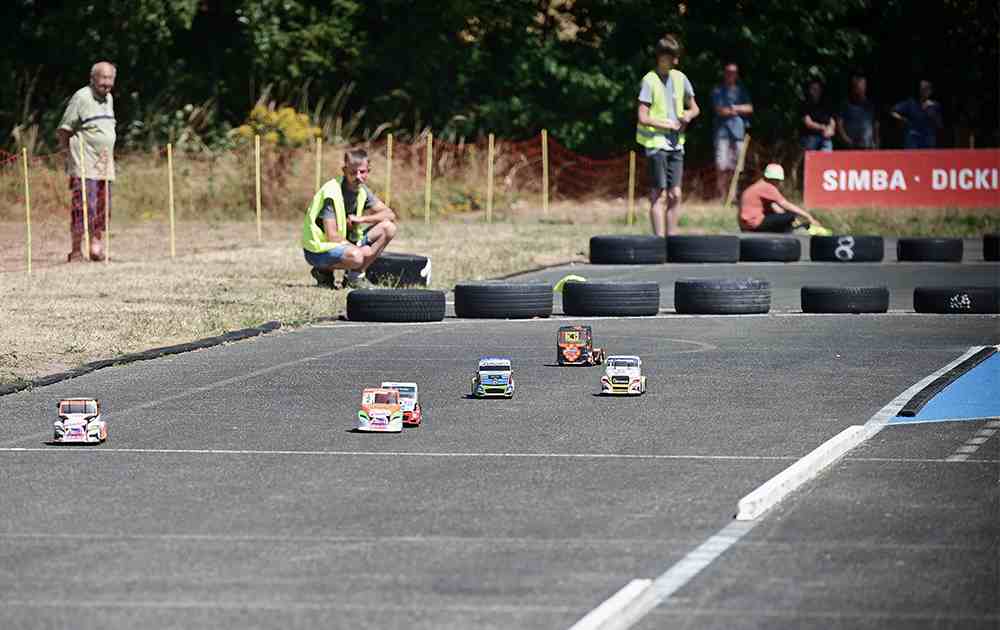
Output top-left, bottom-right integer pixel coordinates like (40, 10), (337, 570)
(302, 148), (397, 288)
(636, 34), (700, 236)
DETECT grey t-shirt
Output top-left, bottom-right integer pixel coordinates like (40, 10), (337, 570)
(317, 181), (380, 240)
(638, 71), (695, 153)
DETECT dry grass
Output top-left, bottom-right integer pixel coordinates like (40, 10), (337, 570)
(0, 216), (632, 384)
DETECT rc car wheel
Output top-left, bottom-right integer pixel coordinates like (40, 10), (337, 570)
(346, 289), (446, 322)
(454, 282), (553, 318)
(365, 252), (432, 286)
(896, 238), (963, 262)
(985, 234), (999, 261)
(809, 235), (884, 262)
(800, 286), (890, 313)
(739, 236), (802, 262)
(913, 287), (1000, 314)
(562, 281), (660, 316)
(589, 235), (667, 264)
(674, 278), (771, 314)
(666, 235), (740, 263)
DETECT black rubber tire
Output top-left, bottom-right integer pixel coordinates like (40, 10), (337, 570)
(739, 237), (802, 262)
(365, 252), (432, 286)
(983, 234), (999, 261)
(913, 286), (1000, 314)
(801, 286), (890, 313)
(674, 278), (771, 314)
(809, 235), (884, 262)
(896, 238), (963, 262)
(589, 235), (667, 264)
(666, 235), (740, 263)
(454, 282), (553, 319)
(346, 289), (446, 322)
(562, 281), (660, 316)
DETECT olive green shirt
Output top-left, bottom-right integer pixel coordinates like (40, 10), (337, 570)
(59, 86), (116, 180)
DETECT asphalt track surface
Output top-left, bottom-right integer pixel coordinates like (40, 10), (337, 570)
(1, 242), (998, 629)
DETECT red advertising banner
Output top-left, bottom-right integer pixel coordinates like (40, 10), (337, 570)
(804, 149), (1000, 208)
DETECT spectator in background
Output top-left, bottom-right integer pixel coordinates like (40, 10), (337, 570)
(800, 79), (835, 152)
(891, 79), (943, 148)
(836, 73), (879, 149)
(57, 61), (117, 262)
(635, 33), (699, 236)
(739, 163), (829, 235)
(711, 63), (753, 200)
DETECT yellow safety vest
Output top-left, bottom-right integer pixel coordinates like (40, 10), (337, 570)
(302, 177), (367, 253)
(636, 69), (687, 149)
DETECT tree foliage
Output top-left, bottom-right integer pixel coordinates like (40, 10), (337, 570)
(2, 0), (996, 157)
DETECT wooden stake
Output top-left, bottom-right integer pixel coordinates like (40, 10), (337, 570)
(725, 134), (751, 209)
(167, 143), (176, 259)
(424, 132), (432, 225)
(627, 150), (636, 226)
(487, 133), (495, 224)
(314, 136), (323, 191)
(21, 148), (31, 275)
(254, 134), (262, 241)
(104, 177), (111, 263)
(79, 142), (91, 259)
(541, 129), (549, 217)
(385, 133), (393, 207)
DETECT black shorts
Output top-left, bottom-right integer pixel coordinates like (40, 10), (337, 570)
(647, 149), (684, 191)
(751, 212), (798, 233)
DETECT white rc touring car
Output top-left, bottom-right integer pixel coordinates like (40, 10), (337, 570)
(600, 356), (646, 395)
(52, 398), (107, 444)
(381, 381), (423, 427)
(356, 388), (404, 433)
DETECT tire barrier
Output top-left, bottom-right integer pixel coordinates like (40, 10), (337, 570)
(666, 235), (740, 263)
(896, 238), (963, 262)
(984, 234), (999, 262)
(589, 235), (667, 264)
(454, 282), (553, 319)
(800, 286), (890, 314)
(674, 278), (771, 314)
(739, 236), (802, 262)
(346, 289), (446, 322)
(562, 281), (660, 316)
(365, 252), (432, 286)
(913, 286), (1000, 314)
(809, 235), (884, 262)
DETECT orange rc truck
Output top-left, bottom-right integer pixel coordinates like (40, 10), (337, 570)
(556, 325), (605, 366)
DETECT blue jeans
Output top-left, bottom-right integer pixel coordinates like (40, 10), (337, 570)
(801, 135), (832, 152)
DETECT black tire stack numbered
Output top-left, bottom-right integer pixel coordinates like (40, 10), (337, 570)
(913, 287), (1000, 314)
(347, 289), (446, 322)
(454, 282), (553, 319)
(809, 235), (884, 262)
(674, 278), (771, 314)
(589, 235), (666, 264)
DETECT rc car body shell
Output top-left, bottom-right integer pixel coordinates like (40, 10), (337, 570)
(557, 325), (605, 366)
(380, 381), (422, 427)
(52, 398), (107, 444)
(357, 388), (404, 432)
(471, 356), (515, 398)
(601, 356), (646, 395)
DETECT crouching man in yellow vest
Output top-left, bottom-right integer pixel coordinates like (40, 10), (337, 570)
(636, 34), (700, 236)
(302, 148), (398, 288)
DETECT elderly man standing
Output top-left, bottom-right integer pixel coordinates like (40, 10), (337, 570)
(711, 62), (753, 200)
(57, 61), (117, 262)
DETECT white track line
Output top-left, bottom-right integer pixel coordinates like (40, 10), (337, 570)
(569, 344), (992, 630)
(569, 579), (652, 630)
(737, 344), (991, 521)
(946, 419), (1000, 461)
